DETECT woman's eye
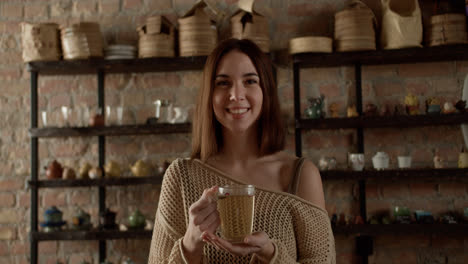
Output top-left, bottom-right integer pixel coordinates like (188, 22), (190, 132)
(245, 79), (258, 85)
(215, 80), (230, 86)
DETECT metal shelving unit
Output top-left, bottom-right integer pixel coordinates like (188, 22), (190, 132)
(292, 44), (468, 264)
(28, 56), (207, 264)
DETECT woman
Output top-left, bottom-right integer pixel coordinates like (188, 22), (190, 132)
(148, 38), (335, 263)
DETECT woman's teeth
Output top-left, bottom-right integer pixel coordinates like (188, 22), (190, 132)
(229, 108), (248, 114)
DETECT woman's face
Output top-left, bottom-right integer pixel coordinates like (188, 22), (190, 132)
(212, 50), (263, 135)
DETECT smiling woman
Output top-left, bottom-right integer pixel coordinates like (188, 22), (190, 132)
(148, 39), (336, 264)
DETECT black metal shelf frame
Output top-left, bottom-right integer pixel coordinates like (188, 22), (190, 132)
(292, 44), (468, 264)
(29, 56), (206, 264)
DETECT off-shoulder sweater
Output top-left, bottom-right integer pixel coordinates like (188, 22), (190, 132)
(148, 158), (336, 264)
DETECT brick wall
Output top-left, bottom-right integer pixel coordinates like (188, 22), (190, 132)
(0, 0), (467, 263)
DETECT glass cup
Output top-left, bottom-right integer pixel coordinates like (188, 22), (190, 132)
(61, 106), (72, 127)
(41, 111), (48, 127)
(217, 185), (255, 243)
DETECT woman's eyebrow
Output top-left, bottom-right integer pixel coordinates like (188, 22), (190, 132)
(243, 73), (258, 77)
(215, 74), (229, 79)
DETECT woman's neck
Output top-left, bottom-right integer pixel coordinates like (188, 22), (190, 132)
(218, 128), (260, 166)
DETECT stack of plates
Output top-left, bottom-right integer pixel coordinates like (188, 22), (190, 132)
(105, 45), (136, 60)
(427, 13), (467, 46)
(60, 22), (103, 60)
(334, 6), (376, 52)
(289, 36), (332, 54)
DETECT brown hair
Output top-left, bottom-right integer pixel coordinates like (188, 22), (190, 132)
(191, 38), (285, 161)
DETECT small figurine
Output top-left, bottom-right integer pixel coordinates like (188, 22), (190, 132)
(347, 105), (359, 117)
(304, 95), (325, 119)
(380, 104), (392, 116)
(442, 102), (456, 114)
(425, 97), (441, 114)
(364, 103), (378, 116)
(458, 147), (468, 168)
(88, 166), (103, 179)
(328, 102), (340, 118)
(405, 93), (419, 115)
(62, 167), (76, 180)
(78, 162), (91, 179)
(104, 160), (121, 178)
(354, 215), (365, 225)
(433, 150), (444, 169)
(455, 100), (467, 112)
(130, 160), (152, 177)
(393, 104), (406, 116)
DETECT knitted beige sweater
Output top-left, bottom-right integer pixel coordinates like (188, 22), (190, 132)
(148, 158), (336, 264)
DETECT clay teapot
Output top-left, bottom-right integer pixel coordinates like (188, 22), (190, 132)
(130, 160), (151, 177)
(128, 209), (146, 229)
(78, 162), (91, 179)
(63, 167), (76, 180)
(45, 160), (63, 179)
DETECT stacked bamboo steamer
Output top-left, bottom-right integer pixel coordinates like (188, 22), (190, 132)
(137, 16), (175, 58)
(60, 22), (103, 60)
(334, 1), (376, 52)
(178, 7), (218, 57)
(231, 11), (270, 53)
(289, 36), (333, 54)
(21, 22), (61, 62)
(427, 13), (467, 46)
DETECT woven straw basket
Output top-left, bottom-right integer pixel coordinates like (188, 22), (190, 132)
(334, 1), (376, 52)
(427, 13), (467, 46)
(289, 36), (332, 54)
(21, 22), (61, 62)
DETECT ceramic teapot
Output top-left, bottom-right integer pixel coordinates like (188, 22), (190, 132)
(372, 152), (389, 170)
(99, 208), (117, 229)
(44, 206), (63, 223)
(305, 95), (325, 119)
(128, 209), (146, 229)
(78, 162), (91, 179)
(130, 160), (151, 177)
(104, 161), (121, 178)
(72, 207), (92, 229)
(45, 160), (63, 179)
(63, 167), (76, 180)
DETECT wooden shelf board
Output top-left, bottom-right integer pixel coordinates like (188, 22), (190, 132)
(32, 229), (152, 241)
(321, 168), (468, 181)
(27, 56), (207, 75)
(28, 176), (163, 188)
(299, 113), (468, 130)
(333, 224), (468, 236)
(29, 123), (191, 138)
(293, 44), (468, 68)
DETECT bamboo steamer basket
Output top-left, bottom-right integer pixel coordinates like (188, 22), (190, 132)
(334, 1), (376, 52)
(428, 13), (467, 46)
(60, 22), (103, 59)
(178, 5), (218, 57)
(137, 15), (176, 58)
(230, 10), (270, 52)
(289, 36), (332, 54)
(21, 22), (61, 62)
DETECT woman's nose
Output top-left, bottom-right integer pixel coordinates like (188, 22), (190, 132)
(229, 82), (245, 101)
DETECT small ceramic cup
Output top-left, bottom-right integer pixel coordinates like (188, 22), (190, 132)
(397, 156), (412, 169)
(348, 153), (365, 171)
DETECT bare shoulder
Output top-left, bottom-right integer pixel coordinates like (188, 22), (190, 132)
(296, 158), (326, 210)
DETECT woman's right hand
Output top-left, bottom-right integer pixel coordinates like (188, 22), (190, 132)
(182, 186), (220, 261)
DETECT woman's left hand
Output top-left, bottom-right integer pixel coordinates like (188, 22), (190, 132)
(203, 231), (275, 263)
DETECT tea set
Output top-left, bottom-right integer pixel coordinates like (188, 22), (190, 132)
(40, 206), (148, 232)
